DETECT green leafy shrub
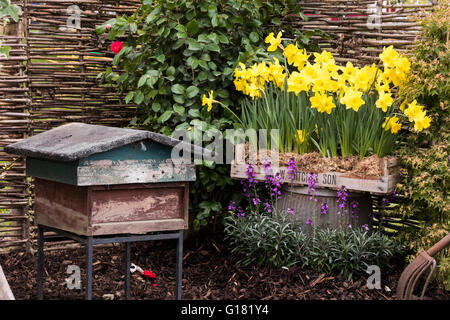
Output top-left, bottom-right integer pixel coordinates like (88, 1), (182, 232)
(224, 210), (307, 268)
(395, 0), (450, 289)
(224, 163), (401, 278)
(95, 0), (314, 230)
(308, 228), (401, 280)
(224, 210), (400, 279)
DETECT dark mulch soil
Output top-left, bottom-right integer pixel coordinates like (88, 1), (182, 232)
(1, 231), (449, 300)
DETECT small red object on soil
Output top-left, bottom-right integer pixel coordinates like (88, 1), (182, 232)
(143, 270), (156, 279)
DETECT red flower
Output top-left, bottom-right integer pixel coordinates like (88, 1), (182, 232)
(110, 41), (123, 54)
(142, 270), (156, 279)
(106, 24), (111, 31)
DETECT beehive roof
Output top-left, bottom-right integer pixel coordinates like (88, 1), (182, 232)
(4, 122), (206, 162)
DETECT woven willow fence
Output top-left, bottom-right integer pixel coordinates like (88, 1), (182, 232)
(0, 0), (437, 252)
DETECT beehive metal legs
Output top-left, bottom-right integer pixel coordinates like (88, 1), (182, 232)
(175, 231), (183, 300)
(85, 236), (93, 300)
(36, 225), (184, 300)
(125, 241), (131, 300)
(37, 225), (44, 300)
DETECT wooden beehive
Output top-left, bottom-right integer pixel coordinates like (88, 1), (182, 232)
(5, 123), (201, 236)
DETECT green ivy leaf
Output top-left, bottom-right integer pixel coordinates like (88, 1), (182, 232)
(138, 75), (148, 88)
(173, 105), (185, 115)
(151, 102), (161, 112)
(158, 110), (173, 123)
(186, 19), (199, 35)
(186, 86), (199, 98)
(205, 43), (220, 53)
(125, 91), (135, 104)
(187, 38), (202, 51)
(171, 84), (185, 95)
(134, 91), (144, 104)
(173, 94), (185, 104)
(249, 31), (259, 43)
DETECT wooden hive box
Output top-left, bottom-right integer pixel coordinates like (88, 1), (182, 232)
(5, 123), (202, 236)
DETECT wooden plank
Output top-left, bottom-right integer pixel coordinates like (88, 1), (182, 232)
(26, 157), (78, 185)
(230, 163), (398, 194)
(34, 178), (89, 235)
(90, 186), (185, 224)
(0, 264), (15, 300)
(77, 159), (196, 186)
(91, 219), (186, 236)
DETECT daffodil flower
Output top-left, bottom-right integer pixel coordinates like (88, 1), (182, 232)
(202, 90), (214, 112)
(265, 31), (282, 52)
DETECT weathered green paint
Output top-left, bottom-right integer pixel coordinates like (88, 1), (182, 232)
(77, 159), (196, 186)
(26, 140), (195, 186)
(80, 141), (172, 164)
(26, 158), (78, 185)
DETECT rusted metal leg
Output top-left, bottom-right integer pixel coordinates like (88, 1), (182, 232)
(175, 230), (183, 300)
(85, 236), (93, 300)
(37, 225), (44, 300)
(124, 242), (131, 300)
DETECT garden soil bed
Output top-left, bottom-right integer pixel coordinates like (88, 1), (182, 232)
(1, 231), (448, 300)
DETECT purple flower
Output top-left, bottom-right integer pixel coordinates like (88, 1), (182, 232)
(287, 158), (297, 180)
(252, 197), (261, 206)
(228, 201), (236, 212)
(305, 219), (313, 225)
(264, 171), (283, 200)
(362, 224), (370, 231)
(307, 173), (318, 201)
(287, 208), (295, 215)
(347, 223), (352, 229)
(336, 186), (348, 214)
(241, 164), (259, 198)
(264, 202), (272, 213)
(237, 207), (245, 217)
(320, 203), (329, 215)
(262, 159), (272, 174)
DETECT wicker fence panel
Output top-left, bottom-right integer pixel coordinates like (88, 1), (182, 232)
(25, 0), (139, 135)
(0, 3), (29, 252)
(0, 0), (439, 252)
(296, 0), (437, 65)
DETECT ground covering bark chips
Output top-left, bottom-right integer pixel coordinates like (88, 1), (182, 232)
(1, 233), (448, 300)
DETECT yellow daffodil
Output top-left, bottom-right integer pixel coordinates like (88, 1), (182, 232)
(376, 91), (394, 112)
(404, 100), (423, 122)
(283, 44), (310, 70)
(399, 99), (408, 111)
(340, 88), (365, 112)
(287, 71), (310, 95)
(380, 46), (399, 69)
(265, 32), (282, 52)
(202, 90), (215, 111)
(310, 92), (336, 114)
(295, 130), (305, 144)
(413, 111), (431, 132)
(268, 57), (286, 89)
(382, 116), (402, 134)
(313, 50), (334, 64)
(341, 61), (357, 81)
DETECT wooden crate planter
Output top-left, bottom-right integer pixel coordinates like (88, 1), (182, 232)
(230, 144), (399, 195)
(5, 122), (198, 236)
(231, 144), (399, 229)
